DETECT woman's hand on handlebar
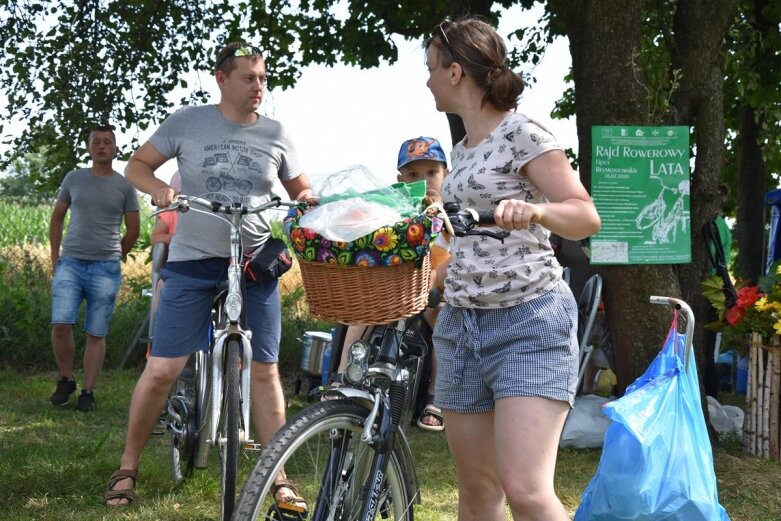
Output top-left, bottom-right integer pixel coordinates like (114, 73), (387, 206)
(151, 185), (177, 208)
(494, 199), (541, 231)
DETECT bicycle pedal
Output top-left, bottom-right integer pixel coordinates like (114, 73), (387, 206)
(266, 503), (308, 520)
(151, 419), (167, 436)
(243, 441), (263, 452)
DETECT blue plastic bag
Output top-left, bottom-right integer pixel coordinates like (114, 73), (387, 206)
(575, 313), (730, 520)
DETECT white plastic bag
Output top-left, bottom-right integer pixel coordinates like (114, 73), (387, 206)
(560, 394), (612, 449)
(298, 198), (402, 242)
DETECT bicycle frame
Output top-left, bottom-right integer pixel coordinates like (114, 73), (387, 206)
(208, 202), (254, 448)
(158, 195), (296, 515)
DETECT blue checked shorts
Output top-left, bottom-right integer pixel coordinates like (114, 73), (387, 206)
(51, 256), (122, 337)
(433, 281), (579, 413)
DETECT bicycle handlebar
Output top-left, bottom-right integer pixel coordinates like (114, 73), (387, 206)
(443, 202), (510, 242)
(152, 194), (298, 218)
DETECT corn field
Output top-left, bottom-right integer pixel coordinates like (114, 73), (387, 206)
(0, 196), (55, 247)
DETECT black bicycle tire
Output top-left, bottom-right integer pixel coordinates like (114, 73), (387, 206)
(220, 339), (242, 520)
(169, 351), (200, 485)
(233, 399), (415, 521)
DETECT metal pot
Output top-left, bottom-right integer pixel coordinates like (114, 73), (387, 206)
(299, 331), (332, 376)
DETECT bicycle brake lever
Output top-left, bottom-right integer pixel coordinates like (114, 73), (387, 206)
(464, 229), (510, 243)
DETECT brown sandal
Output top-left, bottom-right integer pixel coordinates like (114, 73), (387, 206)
(104, 468), (137, 506)
(272, 479), (308, 514)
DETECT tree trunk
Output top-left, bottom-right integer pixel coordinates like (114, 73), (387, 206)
(550, 0), (681, 393)
(667, 0), (739, 443)
(736, 105), (767, 282)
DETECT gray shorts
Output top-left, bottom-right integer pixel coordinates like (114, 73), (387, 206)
(433, 282), (579, 413)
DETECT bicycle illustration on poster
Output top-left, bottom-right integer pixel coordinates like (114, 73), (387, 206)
(635, 177), (690, 245)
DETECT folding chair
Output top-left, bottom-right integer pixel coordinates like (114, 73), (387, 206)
(576, 273), (603, 394)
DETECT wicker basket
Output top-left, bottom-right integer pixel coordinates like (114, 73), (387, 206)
(298, 254), (431, 325)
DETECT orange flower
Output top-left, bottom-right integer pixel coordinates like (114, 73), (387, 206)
(290, 228), (306, 252)
(406, 223), (424, 247)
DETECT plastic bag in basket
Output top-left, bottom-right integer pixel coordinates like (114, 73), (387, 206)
(313, 165), (421, 217)
(298, 198), (403, 242)
(284, 205), (441, 267)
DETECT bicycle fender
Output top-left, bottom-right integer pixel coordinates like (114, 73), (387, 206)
(328, 387), (376, 409)
(395, 428), (422, 505)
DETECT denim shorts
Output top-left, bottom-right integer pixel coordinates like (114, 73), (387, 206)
(433, 282), (579, 413)
(152, 258), (282, 362)
(51, 256), (122, 337)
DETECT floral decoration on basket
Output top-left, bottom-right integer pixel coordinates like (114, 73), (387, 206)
(284, 205), (442, 267)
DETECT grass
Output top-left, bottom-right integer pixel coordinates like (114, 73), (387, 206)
(1, 370), (780, 520)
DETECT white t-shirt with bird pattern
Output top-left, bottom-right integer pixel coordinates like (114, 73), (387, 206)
(442, 112), (565, 308)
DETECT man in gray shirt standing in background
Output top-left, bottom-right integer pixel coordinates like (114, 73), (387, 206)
(49, 125), (140, 412)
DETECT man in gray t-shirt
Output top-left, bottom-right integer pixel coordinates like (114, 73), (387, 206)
(105, 42), (314, 508)
(49, 126), (140, 412)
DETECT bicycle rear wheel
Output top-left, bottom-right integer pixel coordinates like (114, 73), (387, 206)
(219, 339), (242, 520)
(234, 400), (415, 521)
(169, 350), (206, 485)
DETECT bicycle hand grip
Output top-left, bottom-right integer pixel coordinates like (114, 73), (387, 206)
(464, 208), (496, 225)
(476, 210), (496, 225)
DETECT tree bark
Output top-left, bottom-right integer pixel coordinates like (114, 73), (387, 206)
(550, 0), (681, 393)
(736, 105), (767, 282)
(668, 0), (738, 443)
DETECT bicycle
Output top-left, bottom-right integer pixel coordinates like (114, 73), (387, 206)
(233, 203), (507, 521)
(154, 194), (297, 521)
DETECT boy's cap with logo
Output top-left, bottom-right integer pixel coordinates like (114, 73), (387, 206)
(397, 136), (447, 170)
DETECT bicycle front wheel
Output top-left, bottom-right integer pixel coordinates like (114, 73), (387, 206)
(234, 400), (415, 521)
(219, 339), (242, 520)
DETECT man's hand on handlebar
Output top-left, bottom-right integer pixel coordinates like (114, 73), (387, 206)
(151, 185), (177, 208)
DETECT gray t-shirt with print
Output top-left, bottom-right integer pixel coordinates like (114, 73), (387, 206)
(58, 168), (140, 260)
(150, 105), (304, 262)
(442, 112), (565, 308)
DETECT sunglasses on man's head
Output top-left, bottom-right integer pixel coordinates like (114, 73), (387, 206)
(437, 23), (461, 66)
(216, 45), (263, 70)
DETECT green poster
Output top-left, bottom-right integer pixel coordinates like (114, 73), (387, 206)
(590, 126), (691, 265)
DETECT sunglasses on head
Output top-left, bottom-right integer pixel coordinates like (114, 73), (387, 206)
(437, 22), (461, 66)
(216, 45), (263, 70)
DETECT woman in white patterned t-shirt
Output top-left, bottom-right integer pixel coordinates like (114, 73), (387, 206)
(424, 18), (601, 521)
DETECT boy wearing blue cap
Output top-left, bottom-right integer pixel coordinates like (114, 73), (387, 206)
(396, 136), (447, 198)
(334, 136), (450, 432)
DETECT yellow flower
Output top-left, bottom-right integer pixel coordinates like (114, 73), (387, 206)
(372, 227), (398, 252)
(756, 297), (770, 311)
(774, 320), (781, 335)
(776, 264), (781, 275)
